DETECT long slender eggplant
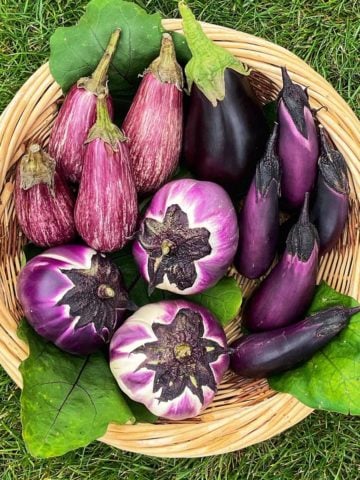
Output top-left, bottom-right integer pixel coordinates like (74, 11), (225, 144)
(235, 124), (280, 278)
(75, 95), (138, 252)
(123, 33), (183, 194)
(49, 30), (119, 183)
(278, 67), (319, 210)
(230, 305), (360, 378)
(178, 1), (269, 196)
(243, 193), (319, 332)
(310, 128), (349, 254)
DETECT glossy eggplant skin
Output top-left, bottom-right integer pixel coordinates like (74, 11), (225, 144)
(234, 125), (280, 278)
(278, 67), (319, 210)
(310, 130), (349, 255)
(230, 306), (360, 378)
(243, 194), (319, 332)
(183, 69), (269, 196)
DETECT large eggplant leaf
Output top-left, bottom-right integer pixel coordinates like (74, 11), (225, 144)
(269, 282), (360, 415)
(49, 0), (190, 104)
(18, 321), (135, 458)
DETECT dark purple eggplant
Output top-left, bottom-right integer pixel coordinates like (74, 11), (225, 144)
(278, 67), (319, 210)
(310, 128), (349, 254)
(234, 124), (280, 278)
(230, 305), (360, 378)
(178, 2), (269, 196)
(243, 193), (319, 332)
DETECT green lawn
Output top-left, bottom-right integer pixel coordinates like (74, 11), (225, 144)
(0, 0), (359, 479)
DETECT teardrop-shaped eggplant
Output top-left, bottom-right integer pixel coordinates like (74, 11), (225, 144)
(49, 30), (119, 183)
(179, 2), (269, 196)
(310, 128), (349, 254)
(75, 96), (138, 252)
(243, 193), (319, 332)
(235, 124), (280, 278)
(277, 67), (319, 210)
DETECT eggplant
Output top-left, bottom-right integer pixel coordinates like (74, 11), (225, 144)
(123, 33), (183, 194)
(310, 128), (349, 254)
(243, 193), (319, 332)
(230, 305), (360, 378)
(234, 124), (280, 278)
(178, 1), (269, 196)
(133, 178), (239, 295)
(48, 30), (118, 183)
(110, 300), (229, 420)
(278, 67), (319, 210)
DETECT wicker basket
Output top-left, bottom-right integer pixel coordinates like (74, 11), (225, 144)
(0, 19), (359, 458)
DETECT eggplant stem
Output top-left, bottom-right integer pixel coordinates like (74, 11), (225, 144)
(97, 284), (115, 299)
(148, 33), (184, 90)
(345, 306), (360, 317)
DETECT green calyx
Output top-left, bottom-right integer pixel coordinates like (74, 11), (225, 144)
(178, 1), (250, 106)
(86, 95), (127, 149)
(20, 144), (56, 193)
(77, 29), (121, 96)
(148, 33), (184, 90)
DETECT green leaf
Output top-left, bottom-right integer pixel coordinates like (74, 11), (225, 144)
(49, 0), (189, 103)
(188, 277), (242, 326)
(126, 398), (157, 424)
(18, 320), (135, 458)
(269, 282), (360, 415)
(22, 243), (45, 262)
(263, 100), (277, 129)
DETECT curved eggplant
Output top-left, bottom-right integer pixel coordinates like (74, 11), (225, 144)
(310, 128), (349, 254)
(243, 193), (319, 332)
(235, 124), (280, 278)
(230, 305), (360, 378)
(278, 67), (319, 210)
(179, 2), (269, 196)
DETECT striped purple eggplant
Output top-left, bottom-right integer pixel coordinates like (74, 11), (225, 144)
(243, 193), (319, 332)
(17, 245), (134, 355)
(235, 124), (280, 278)
(230, 305), (360, 378)
(310, 128), (349, 254)
(75, 95), (138, 253)
(122, 33), (183, 194)
(15, 144), (76, 247)
(110, 300), (229, 420)
(133, 178), (239, 295)
(48, 30), (119, 183)
(179, 2), (269, 196)
(278, 67), (319, 210)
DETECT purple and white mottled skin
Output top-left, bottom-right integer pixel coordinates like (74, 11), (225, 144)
(15, 145), (76, 247)
(49, 86), (113, 183)
(133, 179), (239, 294)
(278, 67), (319, 210)
(110, 300), (229, 420)
(75, 97), (138, 253)
(123, 34), (183, 194)
(17, 245), (122, 355)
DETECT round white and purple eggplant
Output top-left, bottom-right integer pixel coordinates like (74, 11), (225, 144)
(243, 194), (319, 332)
(123, 33), (183, 194)
(15, 144), (76, 247)
(17, 245), (134, 355)
(310, 128), (349, 254)
(231, 305), (360, 378)
(75, 95), (138, 253)
(234, 124), (280, 279)
(133, 178), (239, 295)
(178, 2), (269, 196)
(277, 67), (319, 210)
(48, 30), (119, 183)
(110, 300), (229, 420)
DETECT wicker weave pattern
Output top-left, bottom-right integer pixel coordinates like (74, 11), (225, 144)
(0, 19), (359, 457)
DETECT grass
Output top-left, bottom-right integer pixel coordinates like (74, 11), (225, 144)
(0, 0), (359, 478)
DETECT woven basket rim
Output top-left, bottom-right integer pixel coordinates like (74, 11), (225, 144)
(0, 18), (359, 458)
